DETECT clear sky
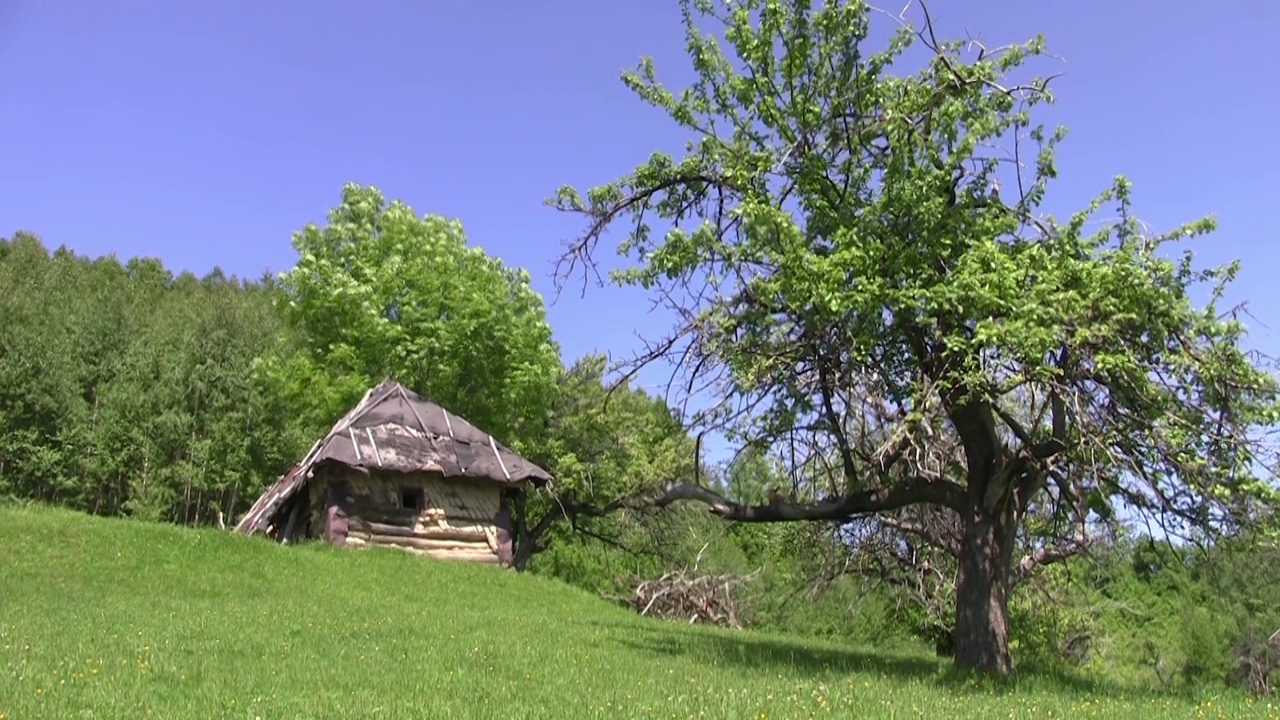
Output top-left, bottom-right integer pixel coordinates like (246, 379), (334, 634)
(3, 0), (1278, 392)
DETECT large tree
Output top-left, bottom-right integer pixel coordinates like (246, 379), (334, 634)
(550, 0), (1280, 674)
(277, 183), (562, 450)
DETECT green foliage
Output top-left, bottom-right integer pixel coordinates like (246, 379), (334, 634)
(993, 532), (1280, 695)
(0, 234), (304, 523)
(518, 352), (703, 567)
(753, 574), (903, 644)
(723, 444), (789, 504)
(246, 350), (370, 453)
(532, 505), (734, 595)
(279, 183), (561, 449)
(553, 0), (1278, 519)
(1177, 601), (1233, 685)
(1007, 565), (1095, 674)
(531, 353), (696, 502)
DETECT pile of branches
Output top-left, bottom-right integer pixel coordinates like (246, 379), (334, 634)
(619, 567), (761, 629)
(612, 548), (762, 629)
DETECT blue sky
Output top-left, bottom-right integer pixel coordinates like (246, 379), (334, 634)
(3, 0), (1278, 395)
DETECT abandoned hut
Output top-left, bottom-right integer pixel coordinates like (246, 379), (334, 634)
(233, 378), (553, 565)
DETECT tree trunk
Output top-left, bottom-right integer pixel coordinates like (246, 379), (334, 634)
(510, 491), (536, 571)
(512, 535), (536, 571)
(952, 498), (1017, 675)
(508, 490), (567, 571)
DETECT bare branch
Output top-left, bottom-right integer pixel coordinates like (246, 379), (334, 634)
(1014, 533), (1090, 584)
(652, 474), (967, 521)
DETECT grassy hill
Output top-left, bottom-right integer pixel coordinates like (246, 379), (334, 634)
(0, 505), (1270, 719)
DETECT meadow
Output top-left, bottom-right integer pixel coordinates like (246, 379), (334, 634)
(0, 505), (1272, 719)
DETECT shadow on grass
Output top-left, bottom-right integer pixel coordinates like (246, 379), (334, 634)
(588, 618), (1179, 700)
(600, 620), (939, 677)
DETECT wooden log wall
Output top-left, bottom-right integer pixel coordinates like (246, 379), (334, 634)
(344, 535), (500, 563)
(312, 467), (505, 564)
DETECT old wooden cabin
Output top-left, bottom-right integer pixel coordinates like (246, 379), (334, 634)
(233, 379), (552, 565)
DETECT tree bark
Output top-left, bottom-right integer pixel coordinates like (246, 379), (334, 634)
(510, 490), (565, 571)
(951, 498), (1017, 675)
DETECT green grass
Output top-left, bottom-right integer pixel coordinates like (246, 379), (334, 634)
(0, 504), (1273, 719)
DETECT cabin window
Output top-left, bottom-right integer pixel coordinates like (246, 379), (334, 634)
(400, 487), (425, 511)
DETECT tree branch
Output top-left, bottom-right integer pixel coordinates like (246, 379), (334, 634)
(651, 475), (966, 521)
(1013, 532), (1089, 583)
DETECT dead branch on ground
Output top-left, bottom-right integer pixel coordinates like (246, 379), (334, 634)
(610, 545), (763, 629)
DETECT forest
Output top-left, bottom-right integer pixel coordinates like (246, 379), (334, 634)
(3, 0), (1279, 699)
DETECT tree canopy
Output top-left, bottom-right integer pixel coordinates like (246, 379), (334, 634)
(551, 0), (1280, 674)
(0, 233), (304, 522)
(279, 182), (562, 449)
(513, 352), (699, 567)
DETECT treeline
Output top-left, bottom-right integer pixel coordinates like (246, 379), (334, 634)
(0, 233), (308, 523)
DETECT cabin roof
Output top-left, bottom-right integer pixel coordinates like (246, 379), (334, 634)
(233, 378), (553, 535)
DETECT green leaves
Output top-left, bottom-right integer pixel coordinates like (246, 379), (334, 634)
(0, 234), (306, 523)
(532, 354), (696, 502)
(552, 0), (1279, 547)
(280, 183), (561, 447)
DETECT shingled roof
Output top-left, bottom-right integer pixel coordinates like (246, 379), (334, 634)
(234, 378), (552, 535)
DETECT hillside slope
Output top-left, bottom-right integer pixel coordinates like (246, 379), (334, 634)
(0, 505), (1266, 719)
